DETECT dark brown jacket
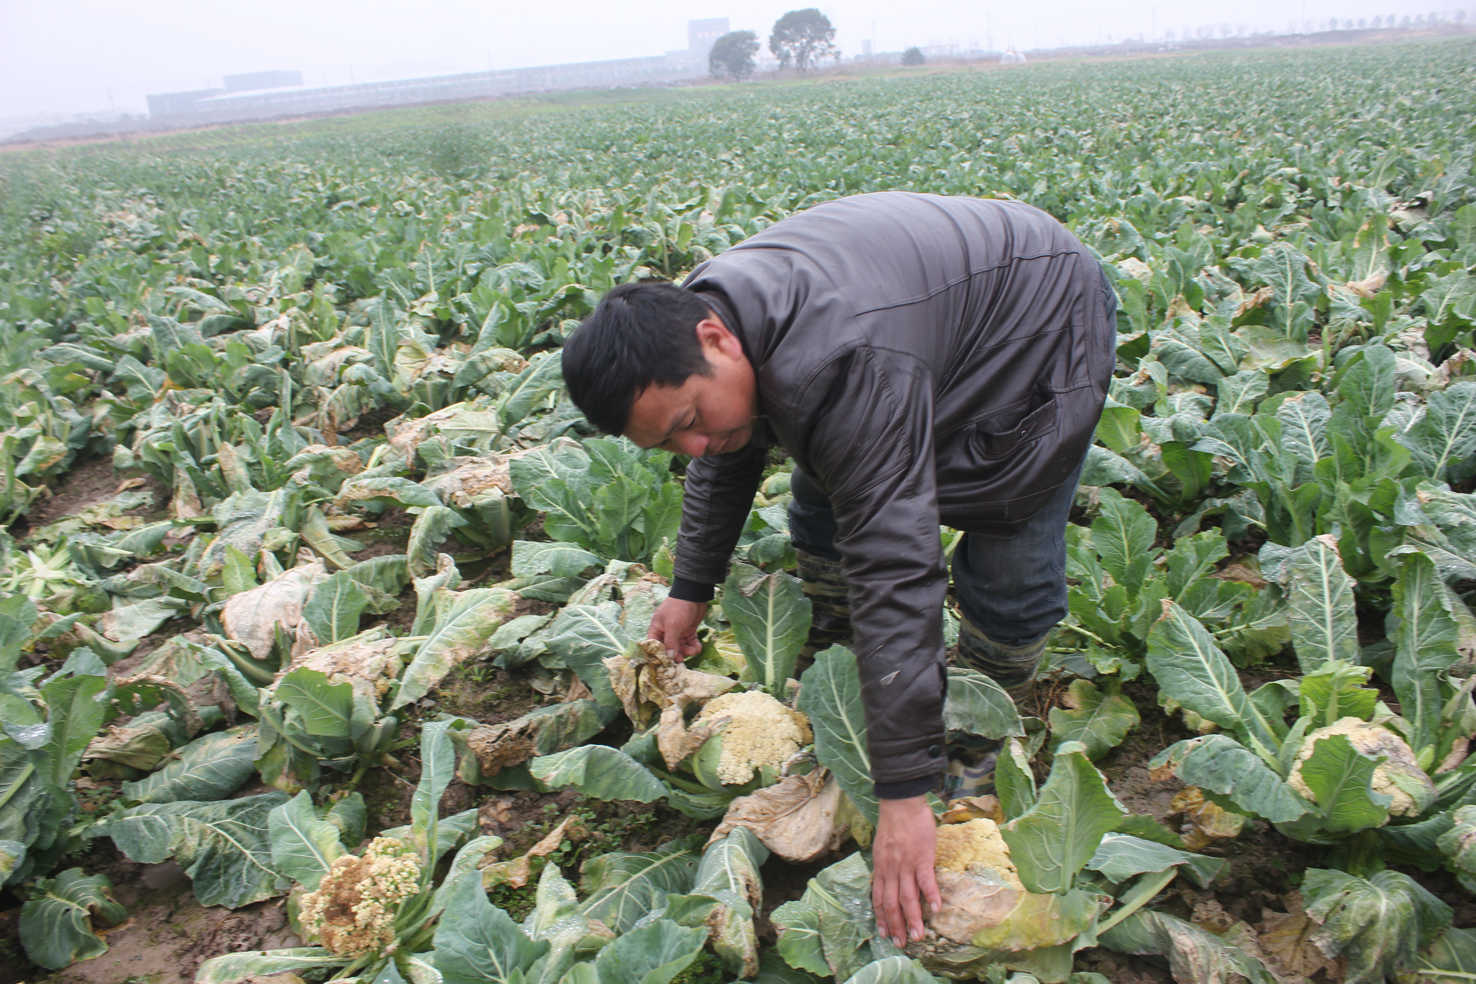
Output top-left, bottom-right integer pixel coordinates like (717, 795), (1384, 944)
(676, 193), (1115, 789)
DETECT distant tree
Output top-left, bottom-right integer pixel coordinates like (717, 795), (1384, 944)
(709, 30), (760, 81)
(901, 46), (926, 66)
(769, 8), (839, 72)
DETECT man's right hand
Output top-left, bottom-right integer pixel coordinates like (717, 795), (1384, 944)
(647, 597), (708, 661)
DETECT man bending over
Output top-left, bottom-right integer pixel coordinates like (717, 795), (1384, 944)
(561, 192), (1116, 946)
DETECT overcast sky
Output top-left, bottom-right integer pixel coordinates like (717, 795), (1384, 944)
(0, 0), (1465, 121)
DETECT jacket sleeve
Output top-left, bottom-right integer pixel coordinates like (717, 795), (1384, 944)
(800, 347), (949, 790)
(672, 443), (767, 587)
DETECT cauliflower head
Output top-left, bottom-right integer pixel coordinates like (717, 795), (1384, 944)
(934, 818), (1023, 890)
(299, 836), (422, 958)
(1287, 717), (1437, 818)
(692, 690), (813, 786)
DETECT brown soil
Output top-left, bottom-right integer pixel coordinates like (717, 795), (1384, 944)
(5, 848), (297, 984)
(352, 505), (415, 559)
(430, 666), (546, 725)
(12, 458), (168, 541)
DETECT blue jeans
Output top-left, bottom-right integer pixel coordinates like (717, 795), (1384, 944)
(788, 266), (1113, 647)
(788, 452), (1086, 647)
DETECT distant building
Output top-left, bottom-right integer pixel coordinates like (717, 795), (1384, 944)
(223, 70), (303, 91)
(142, 22), (733, 126)
(146, 88), (224, 117)
(689, 18), (730, 56)
(147, 70), (301, 118)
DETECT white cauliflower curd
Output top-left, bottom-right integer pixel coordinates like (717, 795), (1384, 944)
(693, 690), (813, 785)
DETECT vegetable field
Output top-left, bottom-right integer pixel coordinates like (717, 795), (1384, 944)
(3, 37), (1476, 984)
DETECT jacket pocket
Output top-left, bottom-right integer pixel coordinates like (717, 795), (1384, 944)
(970, 392), (1059, 459)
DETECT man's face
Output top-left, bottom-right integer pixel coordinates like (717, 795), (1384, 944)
(623, 316), (758, 458)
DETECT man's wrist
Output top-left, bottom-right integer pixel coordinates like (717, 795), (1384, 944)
(669, 577), (716, 603)
(874, 775), (941, 800)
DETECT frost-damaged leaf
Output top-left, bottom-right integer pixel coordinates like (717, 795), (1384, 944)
(456, 700), (610, 783)
(693, 828), (769, 977)
(772, 852), (889, 982)
(709, 768), (847, 863)
(944, 668), (1024, 740)
(797, 645), (876, 824)
(1087, 832), (1225, 888)
(335, 475), (444, 509)
(1302, 867), (1452, 984)
(928, 876), (1105, 956)
(1002, 741), (1127, 894)
(1285, 535), (1359, 672)
(579, 836), (702, 934)
(606, 638), (735, 729)
(194, 947), (342, 984)
(394, 588), (519, 708)
(529, 745), (667, 803)
(267, 790), (346, 891)
(1099, 910), (1276, 984)
(222, 562), (329, 661)
(433, 873), (550, 984)
(1146, 601), (1279, 759)
(592, 918), (708, 984)
(96, 792), (289, 907)
(1048, 679), (1139, 761)
(722, 564), (810, 692)
(478, 822), (569, 892)
(122, 725), (257, 804)
(18, 868), (127, 970)
(1148, 735), (1307, 823)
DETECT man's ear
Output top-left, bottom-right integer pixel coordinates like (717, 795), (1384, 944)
(694, 315), (740, 357)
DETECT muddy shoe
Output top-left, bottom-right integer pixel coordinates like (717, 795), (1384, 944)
(940, 732), (1003, 801)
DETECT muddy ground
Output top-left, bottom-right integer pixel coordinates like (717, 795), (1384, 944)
(5, 455), (1474, 984)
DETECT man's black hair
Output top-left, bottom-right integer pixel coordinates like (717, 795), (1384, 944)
(561, 282), (715, 435)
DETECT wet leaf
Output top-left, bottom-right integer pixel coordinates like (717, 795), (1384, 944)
(18, 868), (127, 970)
(1302, 867), (1452, 984)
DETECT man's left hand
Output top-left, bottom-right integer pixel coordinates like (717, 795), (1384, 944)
(872, 794), (941, 947)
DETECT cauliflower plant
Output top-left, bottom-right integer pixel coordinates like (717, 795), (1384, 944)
(299, 836), (422, 958)
(1287, 717), (1437, 819)
(692, 690), (813, 786)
